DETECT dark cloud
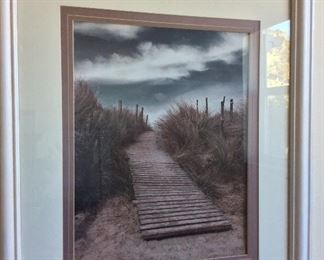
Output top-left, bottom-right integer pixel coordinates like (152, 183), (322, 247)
(74, 24), (226, 62)
(74, 34), (139, 62)
(137, 27), (225, 49)
(190, 58), (243, 85)
(90, 50), (243, 108)
(74, 22), (246, 122)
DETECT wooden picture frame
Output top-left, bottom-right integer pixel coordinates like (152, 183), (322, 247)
(61, 6), (260, 260)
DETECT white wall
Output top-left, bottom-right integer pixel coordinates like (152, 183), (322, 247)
(17, 1), (289, 259)
(310, 1), (324, 259)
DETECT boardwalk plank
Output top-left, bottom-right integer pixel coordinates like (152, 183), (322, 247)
(139, 208), (221, 219)
(140, 216), (227, 231)
(139, 212), (224, 225)
(134, 187), (197, 191)
(134, 181), (193, 185)
(141, 221), (232, 240)
(136, 199), (211, 208)
(136, 197), (206, 204)
(138, 204), (216, 213)
(135, 198), (209, 205)
(136, 193), (202, 198)
(126, 131), (231, 240)
(135, 184), (196, 187)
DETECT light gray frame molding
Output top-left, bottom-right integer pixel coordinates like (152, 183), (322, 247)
(289, 0), (313, 259)
(0, 0), (20, 259)
(61, 7), (259, 260)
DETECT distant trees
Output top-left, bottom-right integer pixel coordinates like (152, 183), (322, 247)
(75, 82), (148, 212)
(266, 29), (290, 88)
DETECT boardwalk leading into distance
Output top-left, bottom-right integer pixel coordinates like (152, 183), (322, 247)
(126, 131), (232, 240)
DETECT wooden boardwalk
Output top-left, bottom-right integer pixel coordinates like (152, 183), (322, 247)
(126, 131), (231, 240)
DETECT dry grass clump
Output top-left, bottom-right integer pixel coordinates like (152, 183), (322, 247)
(157, 102), (247, 215)
(75, 82), (150, 213)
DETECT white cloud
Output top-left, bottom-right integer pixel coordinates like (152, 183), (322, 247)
(74, 22), (144, 39)
(154, 92), (168, 102)
(75, 33), (247, 84)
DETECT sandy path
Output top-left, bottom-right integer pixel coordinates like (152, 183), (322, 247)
(125, 131), (231, 240)
(75, 132), (245, 259)
(75, 196), (244, 260)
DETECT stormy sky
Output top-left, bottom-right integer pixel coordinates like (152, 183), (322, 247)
(74, 22), (248, 123)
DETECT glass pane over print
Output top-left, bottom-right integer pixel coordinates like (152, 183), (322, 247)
(74, 21), (250, 259)
(259, 20), (290, 257)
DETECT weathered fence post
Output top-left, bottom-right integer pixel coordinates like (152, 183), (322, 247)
(145, 114), (148, 126)
(196, 99), (199, 114)
(205, 97), (208, 115)
(230, 99), (234, 121)
(135, 104), (139, 122)
(141, 107), (144, 122)
(221, 96), (226, 137)
(118, 100), (123, 113)
(221, 96), (225, 118)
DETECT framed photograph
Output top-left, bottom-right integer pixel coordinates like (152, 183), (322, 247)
(61, 6), (259, 260)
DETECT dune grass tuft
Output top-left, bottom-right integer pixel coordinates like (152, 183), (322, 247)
(75, 82), (150, 213)
(157, 102), (247, 215)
